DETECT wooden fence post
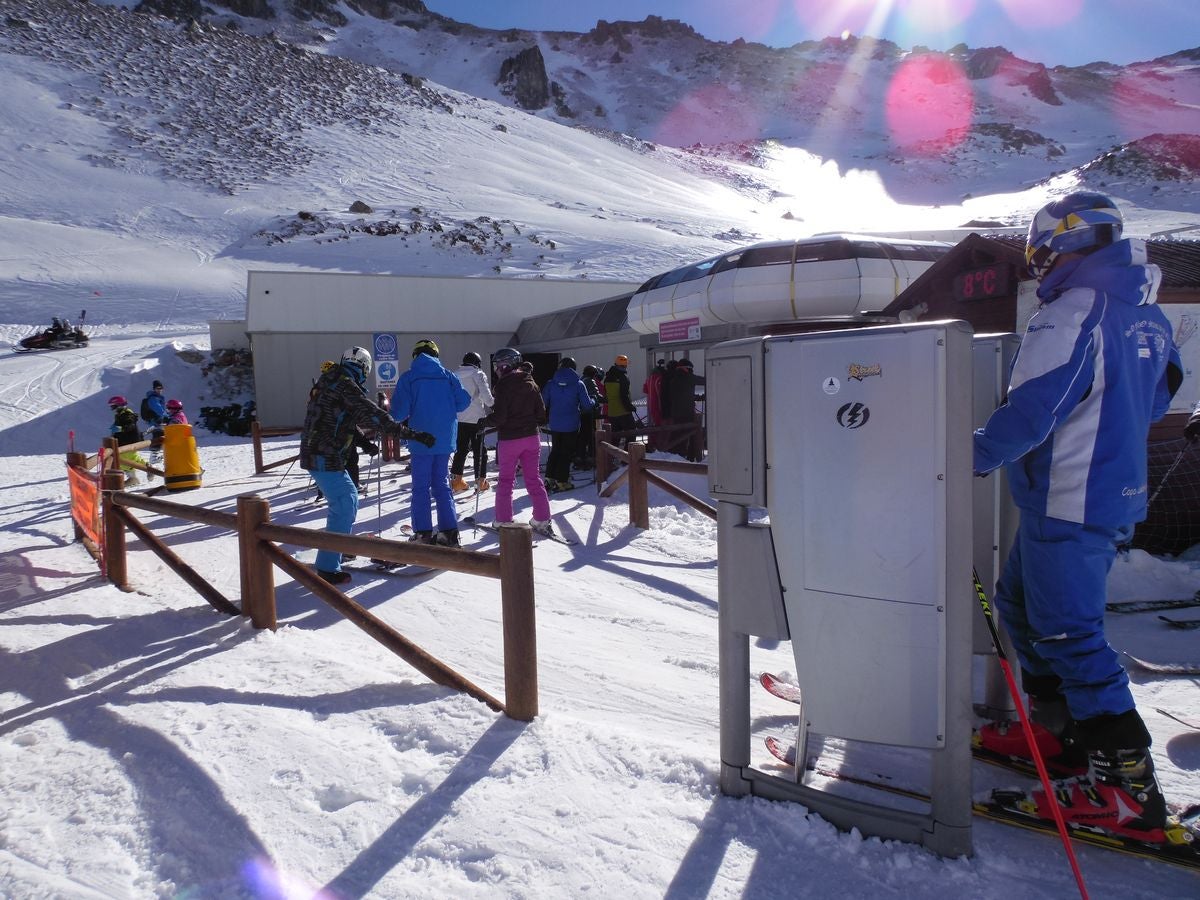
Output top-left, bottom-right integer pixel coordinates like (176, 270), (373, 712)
(251, 421), (265, 474)
(627, 442), (649, 529)
(102, 468), (128, 589)
(103, 435), (120, 471)
(595, 422), (613, 484)
(237, 494), (276, 630)
(498, 524), (538, 721)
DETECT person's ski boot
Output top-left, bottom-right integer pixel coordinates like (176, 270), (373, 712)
(435, 529), (460, 547)
(317, 569), (351, 585)
(529, 518), (556, 538)
(1025, 747), (1168, 841)
(450, 475), (470, 493)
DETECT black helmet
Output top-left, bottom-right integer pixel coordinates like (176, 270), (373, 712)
(462, 351), (482, 367)
(582, 365), (598, 378)
(559, 356), (577, 370)
(492, 347), (522, 375)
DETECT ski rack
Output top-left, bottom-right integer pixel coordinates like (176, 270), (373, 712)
(707, 324), (976, 859)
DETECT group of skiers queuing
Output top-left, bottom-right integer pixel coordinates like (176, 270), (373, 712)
(106, 379), (189, 483)
(640, 357), (706, 461)
(299, 342), (711, 584)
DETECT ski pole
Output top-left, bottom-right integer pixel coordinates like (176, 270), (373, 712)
(274, 455), (297, 489)
(1146, 442), (1192, 509)
(972, 568), (1089, 900)
(376, 452), (383, 532)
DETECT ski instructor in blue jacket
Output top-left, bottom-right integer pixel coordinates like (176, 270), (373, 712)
(974, 192), (1183, 842)
(392, 339), (471, 546)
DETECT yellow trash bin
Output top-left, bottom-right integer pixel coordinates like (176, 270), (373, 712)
(162, 423), (202, 491)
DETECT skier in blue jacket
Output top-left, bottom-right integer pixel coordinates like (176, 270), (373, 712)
(392, 339), (471, 545)
(541, 357), (596, 492)
(974, 193), (1183, 841)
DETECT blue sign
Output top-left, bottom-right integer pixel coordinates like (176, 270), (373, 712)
(373, 332), (399, 392)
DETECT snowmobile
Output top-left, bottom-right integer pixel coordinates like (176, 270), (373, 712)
(16, 310), (90, 352)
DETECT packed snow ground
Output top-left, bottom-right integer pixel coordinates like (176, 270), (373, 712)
(1, 331), (1200, 899)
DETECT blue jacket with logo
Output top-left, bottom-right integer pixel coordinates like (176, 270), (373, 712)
(974, 239), (1181, 526)
(391, 353), (470, 454)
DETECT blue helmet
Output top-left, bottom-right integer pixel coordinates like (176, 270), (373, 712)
(1024, 191), (1123, 280)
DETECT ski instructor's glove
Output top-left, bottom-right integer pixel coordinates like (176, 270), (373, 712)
(393, 424), (436, 448)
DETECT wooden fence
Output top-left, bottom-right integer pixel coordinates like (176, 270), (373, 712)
(251, 422), (301, 474)
(592, 423), (715, 528)
(87, 467), (539, 720)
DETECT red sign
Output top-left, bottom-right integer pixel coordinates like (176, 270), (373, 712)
(659, 317), (701, 343)
(67, 464), (101, 548)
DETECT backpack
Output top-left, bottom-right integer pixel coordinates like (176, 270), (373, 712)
(140, 395), (156, 424)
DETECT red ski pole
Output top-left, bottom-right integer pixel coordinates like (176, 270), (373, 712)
(68, 429), (75, 453)
(973, 568), (1089, 900)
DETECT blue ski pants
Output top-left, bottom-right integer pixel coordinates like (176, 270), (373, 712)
(410, 452), (456, 533)
(994, 511), (1134, 722)
(309, 468), (358, 573)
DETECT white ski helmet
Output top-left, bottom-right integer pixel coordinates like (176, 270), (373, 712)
(341, 346), (372, 381)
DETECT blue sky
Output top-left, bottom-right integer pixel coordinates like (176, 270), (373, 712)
(425, 1), (1200, 67)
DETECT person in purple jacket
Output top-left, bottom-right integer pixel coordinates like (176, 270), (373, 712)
(974, 193), (1183, 841)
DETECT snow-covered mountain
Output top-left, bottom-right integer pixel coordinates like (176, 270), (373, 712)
(1, 0), (1198, 330)
(109, 0), (1200, 197)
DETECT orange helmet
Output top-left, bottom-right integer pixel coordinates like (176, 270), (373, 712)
(615, 355), (629, 367)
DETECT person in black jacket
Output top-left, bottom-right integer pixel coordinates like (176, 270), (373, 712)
(665, 358), (705, 461)
(301, 346), (432, 584)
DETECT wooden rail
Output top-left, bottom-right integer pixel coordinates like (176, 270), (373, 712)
(94, 473), (540, 720)
(251, 421), (302, 474)
(593, 425), (715, 529)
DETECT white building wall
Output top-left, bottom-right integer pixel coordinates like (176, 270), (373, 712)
(245, 271), (639, 426)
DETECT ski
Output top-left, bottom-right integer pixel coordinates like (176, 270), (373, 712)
(459, 515), (577, 546)
(1123, 653), (1200, 676)
(1158, 615), (1200, 630)
(341, 563), (436, 578)
(1106, 597), (1200, 614)
(1156, 708), (1200, 730)
(759, 671), (802, 704)
(976, 792), (1200, 870)
(762, 735), (1200, 869)
(761, 672), (1081, 778)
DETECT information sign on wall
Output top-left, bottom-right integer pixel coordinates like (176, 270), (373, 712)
(659, 317), (701, 343)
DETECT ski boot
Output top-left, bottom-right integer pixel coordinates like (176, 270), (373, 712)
(1023, 748), (1169, 842)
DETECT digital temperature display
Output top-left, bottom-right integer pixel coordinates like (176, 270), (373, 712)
(953, 263), (1012, 301)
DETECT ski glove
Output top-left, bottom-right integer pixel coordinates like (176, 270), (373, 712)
(363, 441), (380, 457)
(393, 424), (436, 448)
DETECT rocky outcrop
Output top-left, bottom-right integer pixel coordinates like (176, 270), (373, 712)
(497, 44), (550, 110)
